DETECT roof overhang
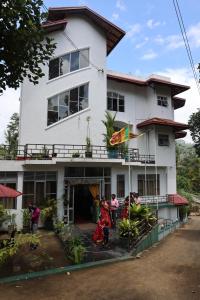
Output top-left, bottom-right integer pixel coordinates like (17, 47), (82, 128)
(173, 97), (186, 109)
(47, 6), (126, 55)
(168, 194), (189, 205)
(175, 131), (187, 139)
(107, 73), (190, 96)
(137, 117), (189, 132)
(42, 19), (68, 33)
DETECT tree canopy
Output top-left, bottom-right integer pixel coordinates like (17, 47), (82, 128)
(4, 112), (19, 156)
(188, 109), (200, 156)
(0, 0), (56, 93)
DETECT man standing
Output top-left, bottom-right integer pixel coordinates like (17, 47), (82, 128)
(110, 194), (119, 228)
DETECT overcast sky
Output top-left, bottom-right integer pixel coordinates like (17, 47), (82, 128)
(1, 0), (200, 143)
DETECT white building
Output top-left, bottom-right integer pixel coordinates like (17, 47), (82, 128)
(0, 6), (190, 228)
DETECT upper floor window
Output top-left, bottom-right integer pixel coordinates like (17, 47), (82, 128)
(107, 91), (124, 112)
(47, 83), (89, 126)
(157, 95), (168, 107)
(158, 134), (169, 146)
(49, 48), (89, 80)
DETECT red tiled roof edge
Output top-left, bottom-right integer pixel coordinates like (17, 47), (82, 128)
(137, 117), (189, 131)
(168, 194), (189, 205)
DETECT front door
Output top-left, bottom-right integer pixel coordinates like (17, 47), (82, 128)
(35, 181), (45, 206)
(64, 184), (74, 224)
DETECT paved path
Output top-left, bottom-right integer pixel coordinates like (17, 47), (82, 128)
(1, 217), (200, 300)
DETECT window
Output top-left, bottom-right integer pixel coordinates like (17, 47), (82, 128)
(157, 95), (168, 107)
(107, 92), (124, 112)
(138, 174), (160, 196)
(158, 134), (169, 146)
(22, 172), (57, 208)
(117, 175), (125, 198)
(47, 83), (88, 126)
(49, 49), (89, 80)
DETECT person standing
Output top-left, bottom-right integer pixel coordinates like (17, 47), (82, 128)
(30, 204), (40, 249)
(110, 194), (119, 228)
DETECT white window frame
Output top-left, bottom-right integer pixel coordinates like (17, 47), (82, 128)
(107, 91), (125, 112)
(157, 95), (168, 107)
(49, 48), (89, 80)
(158, 134), (169, 146)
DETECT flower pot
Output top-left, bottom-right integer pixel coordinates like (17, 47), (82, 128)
(85, 151), (92, 158)
(108, 149), (118, 159)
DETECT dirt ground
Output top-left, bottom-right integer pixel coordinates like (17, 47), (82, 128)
(1, 216), (200, 300)
(0, 230), (68, 277)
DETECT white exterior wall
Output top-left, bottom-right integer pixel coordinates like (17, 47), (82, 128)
(19, 16), (107, 146)
(158, 207), (178, 222)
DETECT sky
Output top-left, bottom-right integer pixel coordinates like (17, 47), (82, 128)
(1, 0), (200, 143)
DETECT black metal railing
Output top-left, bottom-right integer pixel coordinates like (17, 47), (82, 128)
(0, 144), (155, 163)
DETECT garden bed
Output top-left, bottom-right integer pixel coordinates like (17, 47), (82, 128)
(0, 230), (69, 278)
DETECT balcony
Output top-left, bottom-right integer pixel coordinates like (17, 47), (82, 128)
(0, 144), (155, 164)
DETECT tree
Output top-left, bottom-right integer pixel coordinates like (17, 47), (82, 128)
(0, 0), (56, 93)
(188, 109), (200, 156)
(4, 113), (19, 156)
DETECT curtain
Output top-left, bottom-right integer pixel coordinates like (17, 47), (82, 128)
(89, 184), (99, 199)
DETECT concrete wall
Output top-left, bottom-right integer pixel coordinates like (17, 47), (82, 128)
(19, 16), (107, 146)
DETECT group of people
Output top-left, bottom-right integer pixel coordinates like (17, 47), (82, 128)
(92, 192), (141, 245)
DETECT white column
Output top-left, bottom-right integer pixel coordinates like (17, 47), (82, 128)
(57, 167), (65, 220)
(16, 171), (23, 229)
(166, 166), (177, 194)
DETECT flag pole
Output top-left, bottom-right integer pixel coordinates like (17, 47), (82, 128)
(128, 122), (131, 251)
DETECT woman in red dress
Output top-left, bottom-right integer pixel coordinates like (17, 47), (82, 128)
(92, 198), (112, 243)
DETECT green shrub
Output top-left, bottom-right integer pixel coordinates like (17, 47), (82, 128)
(65, 237), (86, 264)
(118, 219), (139, 238)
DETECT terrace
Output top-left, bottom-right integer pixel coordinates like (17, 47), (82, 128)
(0, 144), (155, 164)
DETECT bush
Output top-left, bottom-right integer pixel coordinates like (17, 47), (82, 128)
(65, 237), (86, 264)
(118, 219), (139, 238)
(0, 234), (40, 265)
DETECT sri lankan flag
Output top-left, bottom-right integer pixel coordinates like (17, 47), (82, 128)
(110, 127), (138, 146)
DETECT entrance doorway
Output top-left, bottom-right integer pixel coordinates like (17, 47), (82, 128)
(74, 185), (93, 223)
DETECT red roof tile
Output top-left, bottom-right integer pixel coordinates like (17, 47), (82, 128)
(137, 117), (189, 131)
(47, 6), (125, 55)
(168, 194), (189, 205)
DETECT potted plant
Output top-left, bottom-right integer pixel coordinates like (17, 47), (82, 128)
(85, 137), (93, 158)
(102, 111), (118, 158)
(40, 199), (57, 230)
(72, 152), (80, 158)
(22, 208), (31, 233)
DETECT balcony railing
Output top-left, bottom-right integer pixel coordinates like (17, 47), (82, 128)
(0, 144), (155, 163)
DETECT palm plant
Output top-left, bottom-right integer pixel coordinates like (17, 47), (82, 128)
(102, 111), (118, 151)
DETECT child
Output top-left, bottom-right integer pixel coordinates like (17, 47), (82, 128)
(103, 220), (110, 246)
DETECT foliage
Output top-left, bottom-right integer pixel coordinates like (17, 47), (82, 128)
(40, 199), (57, 231)
(54, 220), (65, 233)
(129, 204), (157, 226)
(65, 237), (86, 264)
(4, 113), (19, 157)
(188, 109), (200, 156)
(0, 204), (10, 227)
(0, 0), (56, 93)
(0, 233), (40, 265)
(102, 111), (118, 150)
(176, 141), (200, 194)
(118, 219), (139, 238)
(23, 209), (31, 227)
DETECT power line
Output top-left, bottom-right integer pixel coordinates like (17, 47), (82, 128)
(172, 0), (200, 96)
(41, 4), (104, 72)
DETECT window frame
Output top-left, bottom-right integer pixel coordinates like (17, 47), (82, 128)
(49, 48), (89, 80)
(117, 174), (125, 198)
(158, 134), (169, 146)
(157, 95), (168, 107)
(47, 82), (89, 126)
(138, 174), (160, 196)
(107, 91), (125, 112)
